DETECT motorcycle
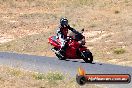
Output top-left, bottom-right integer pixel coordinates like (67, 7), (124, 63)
(48, 29), (93, 63)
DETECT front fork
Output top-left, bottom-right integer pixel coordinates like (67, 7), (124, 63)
(79, 46), (89, 52)
(51, 47), (64, 58)
(79, 46), (89, 58)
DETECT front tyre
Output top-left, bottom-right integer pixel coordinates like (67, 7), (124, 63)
(55, 53), (66, 60)
(81, 51), (93, 63)
(52, 47), (66, 60)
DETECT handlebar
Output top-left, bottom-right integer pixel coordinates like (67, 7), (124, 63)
(67, 29), (85, 41)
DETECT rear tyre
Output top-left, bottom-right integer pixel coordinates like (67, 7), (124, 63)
(81, 51), (93, 63)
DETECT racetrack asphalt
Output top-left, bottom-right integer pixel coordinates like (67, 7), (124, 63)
(0, 52), (131, 88)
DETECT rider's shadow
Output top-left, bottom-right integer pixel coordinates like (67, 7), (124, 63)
(80, 61), (96, 64)
(65, 60), (70, 61)
(65, 60), (80, 62)
(64, 59), (96, 64)
(80, 62), (103, 65)
(64, 59), (78, 62)
(72, 60), (78, 62)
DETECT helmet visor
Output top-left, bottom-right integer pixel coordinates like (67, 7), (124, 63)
(61, 20), (68, 27)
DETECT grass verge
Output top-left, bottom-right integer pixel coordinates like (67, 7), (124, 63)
(113, 48), (125, 54)
(0, 65), (103, 88)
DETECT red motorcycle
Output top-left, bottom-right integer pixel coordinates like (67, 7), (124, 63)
(48, 29), (93, 63)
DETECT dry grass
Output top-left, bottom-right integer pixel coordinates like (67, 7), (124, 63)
(0, 65), (103, 88)
(0, 0), (132, 66)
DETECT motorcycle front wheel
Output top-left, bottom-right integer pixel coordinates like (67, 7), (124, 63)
(81, 51), (93, 63)
(55, 53), (66, 60)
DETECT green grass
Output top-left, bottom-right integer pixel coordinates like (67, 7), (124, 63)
(9, 68), (22, 77)
(46, 72), (64, 81)
(113, 48), (125, 54)
(114, 10), (120, 14)
(32, 72), (64, 81)
(0, 66), (104, 88)
(75, 0), (96, 6)
(89, 24), (97, 28)
(32, 73), (46, 80)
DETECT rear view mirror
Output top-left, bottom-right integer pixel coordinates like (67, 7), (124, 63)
(81, 28), (84, 33)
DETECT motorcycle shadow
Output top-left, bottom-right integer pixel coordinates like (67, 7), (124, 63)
(64, 59), (97, 65)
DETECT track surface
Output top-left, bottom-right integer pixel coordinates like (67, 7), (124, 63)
(0, 52), (131, 88)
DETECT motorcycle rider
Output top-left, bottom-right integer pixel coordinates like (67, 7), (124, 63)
(56, 18), (79, 56)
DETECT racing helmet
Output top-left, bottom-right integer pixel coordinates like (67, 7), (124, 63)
(60, 18), (68, 27)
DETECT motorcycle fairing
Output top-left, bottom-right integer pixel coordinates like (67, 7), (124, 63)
(48, 36), (61, 49)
